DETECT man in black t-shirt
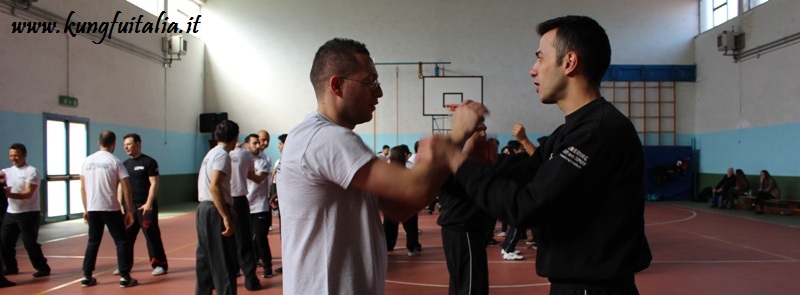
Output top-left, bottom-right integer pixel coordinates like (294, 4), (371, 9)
(120, 134), (168, 276)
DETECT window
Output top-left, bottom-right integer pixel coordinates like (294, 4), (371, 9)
(700, 0), (739, 32)
(743, 0), (769, 12)
(126, 0), (201, 35)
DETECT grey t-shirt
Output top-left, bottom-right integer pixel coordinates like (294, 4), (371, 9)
(278, 112), (386, 294)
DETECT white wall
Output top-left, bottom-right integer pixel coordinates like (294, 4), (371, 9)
(694, 0), (800, 175)
(0, 0), (204, 135)
(201, 0), (698, 142)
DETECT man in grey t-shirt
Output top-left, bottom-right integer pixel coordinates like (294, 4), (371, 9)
(278, 38), (478, 294)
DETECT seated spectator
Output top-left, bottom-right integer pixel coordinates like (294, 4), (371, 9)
(724, 169), (751, 209)
(754, 170), (781, 215)
(710, 167), (735, 209)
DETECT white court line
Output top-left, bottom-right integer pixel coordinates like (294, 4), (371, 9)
(649, 205), (799, 262)
(645, 205), (697, 226)
(385, 279), (550, 288)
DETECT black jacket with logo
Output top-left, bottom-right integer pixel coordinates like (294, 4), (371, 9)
(454, 97), (652, 283)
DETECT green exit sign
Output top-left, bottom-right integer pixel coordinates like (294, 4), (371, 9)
(58, 95), (78, 107)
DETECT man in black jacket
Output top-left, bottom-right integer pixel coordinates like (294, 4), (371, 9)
(711, 167), (735, 209)
(428, 15), (651, 294)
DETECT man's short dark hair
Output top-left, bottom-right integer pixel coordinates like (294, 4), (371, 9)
(9, 143), (26, 155)
(278, 134), (288, 143)
(310, 38), (371, 97)
(99, 130), (116, 147)
(382, 145), (390, 150)
(124, 133), (142, 143)
(507, 140), (522, 151)
(246, 133), (259, 143)
(413, 141), (419, 153)
(214, 120), (239, 143)
(536, 15), (611, 86)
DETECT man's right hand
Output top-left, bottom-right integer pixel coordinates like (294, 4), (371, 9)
(222, 217), (234, 237)
(512, 124), (529, 142)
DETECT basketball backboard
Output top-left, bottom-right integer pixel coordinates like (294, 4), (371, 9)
(422, 76), (483, 116)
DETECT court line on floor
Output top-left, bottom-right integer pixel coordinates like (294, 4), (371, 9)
(385, 279), (550, 288)
(35, 239), (199, 294)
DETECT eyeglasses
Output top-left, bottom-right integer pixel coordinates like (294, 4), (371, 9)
(342, 77), (381, 90)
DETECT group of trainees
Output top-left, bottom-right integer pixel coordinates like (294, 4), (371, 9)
(710, 167), (781, 214)
(0, 133), (170, 289)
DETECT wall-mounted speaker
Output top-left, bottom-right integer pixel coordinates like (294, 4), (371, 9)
(199, 112), (228, 133)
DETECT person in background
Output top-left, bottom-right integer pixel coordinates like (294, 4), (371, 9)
(753, 170), (780, 215)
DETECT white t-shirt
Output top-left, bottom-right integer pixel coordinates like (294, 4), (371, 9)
(247, 152), (271, 213)
(272, 158), (281, 186)
(2, 164), (41, 213)
(229, 147), (254, 197)
(198, 145), (232, 205)
(81, 151), (129, 211)
(278, 112), (386, 295)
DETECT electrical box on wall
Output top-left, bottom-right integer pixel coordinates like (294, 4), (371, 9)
(717, 30), (735, 51)
(162, 35), (187, 55)
(717, 30), (744, 52)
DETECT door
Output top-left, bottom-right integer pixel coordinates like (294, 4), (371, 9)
(44, 114), (89, 222)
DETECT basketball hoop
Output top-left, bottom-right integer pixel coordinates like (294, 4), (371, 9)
(444, 104), (459, 112)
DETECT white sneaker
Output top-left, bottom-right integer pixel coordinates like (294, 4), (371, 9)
(500, 249), (520, 255)
(151, 266), (167, 276)
(112, 269), (120, 275)
(502, 252), (524, 260)
(497, 232), (506, 237)
(408, 251), (420, 257)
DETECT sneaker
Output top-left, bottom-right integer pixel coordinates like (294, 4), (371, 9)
(3, 269), (18, 276)
(112, 268), (120, 275)
(81, 277), (97, 287)
(525, 239), (535, 245)
(151, 266), (167, 276)
(497, 232), (506, 237)
(502, 252), (524, 260)
(500, 249), (520, 255)
(120, 277), (138, 288)
(275, 267), (283, 274)
(408, 251), (420, 257)
(32, 270), (51, 277)
(487, 239), (500, 246)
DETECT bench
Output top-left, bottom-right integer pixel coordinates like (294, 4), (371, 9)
(735, 194), (800, 215)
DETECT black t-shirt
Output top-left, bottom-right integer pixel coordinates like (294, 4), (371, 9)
(123, 154), (159, 203)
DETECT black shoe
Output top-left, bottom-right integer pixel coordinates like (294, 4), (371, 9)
(81, 277), (97, 287)
(119, 277), (138, 288)
(33, 270), (51, 277)
(709, 205), (718, 208)
(3, 269), (18, 276)
(487, 239), (500, 246)
(245, 279), (262, 291)
(0, 279), (16, 288)
(275, 267), (283, 274)
(262, 269), (274, 278)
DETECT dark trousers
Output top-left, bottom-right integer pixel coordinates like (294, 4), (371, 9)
(250, 211), (273, 272)
(502, 226), (521, 253)
(232, 196), (258, 286)
(383, 214), (421, 251)
(441, 228), (489, 295)
(124, 200), (168, 270)
(83, 211), (130, 279)
(195, 202), (237, 295)
(755, 191), (776, 209)
(0, 211), (50, 272)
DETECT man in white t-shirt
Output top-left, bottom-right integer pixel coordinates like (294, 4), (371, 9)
(278, 38), (473, 294)
(195, 120), (240, 295)
(229, 135), (266, 291)
(244, 133), (274, 278)
(0, 143), (51, 278)
(79, 131), (136, 288)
